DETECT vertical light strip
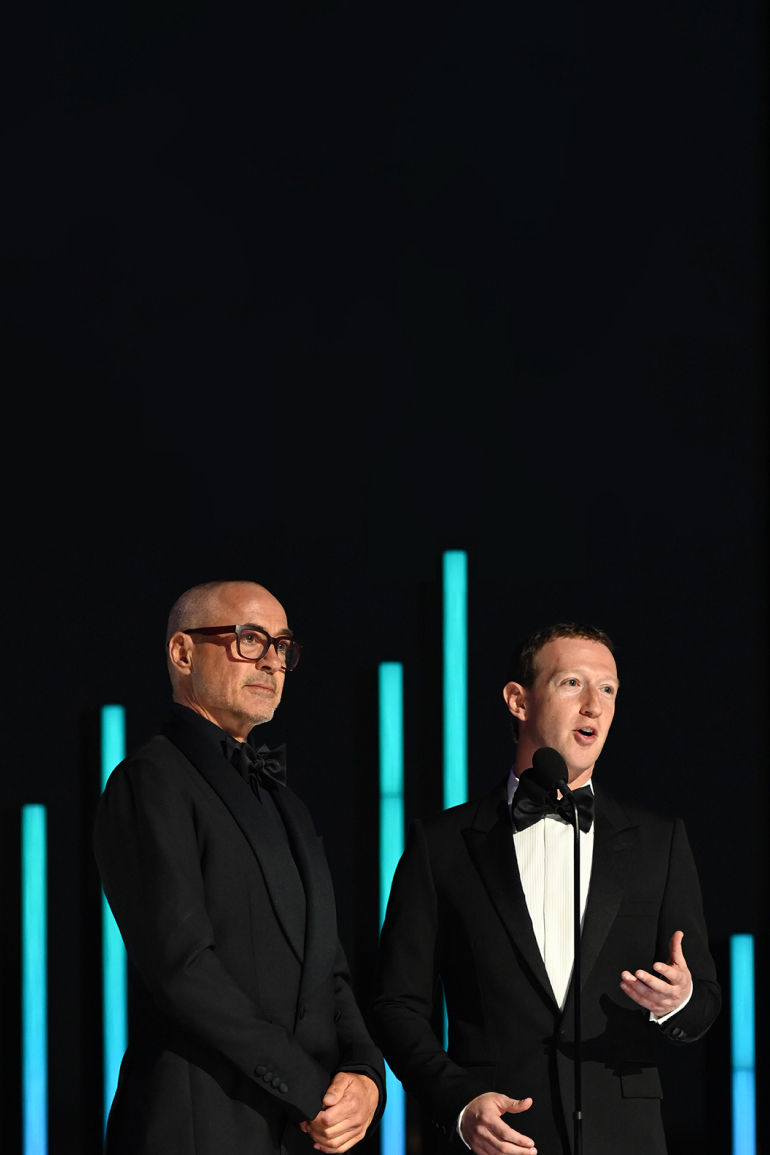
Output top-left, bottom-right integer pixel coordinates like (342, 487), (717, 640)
(442, 551), (467, 1049)
(22, 804), (47, 1155)
(443, 551), (467, 810)
(379, 663), (406, 1155)
(730, 934), (755, 1155)
(101, 705), (127, 1132)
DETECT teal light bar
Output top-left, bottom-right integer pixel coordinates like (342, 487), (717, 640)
(22, 804), (47, 1155)
(379, 663), (406, 1155)
(443, 551), (467, 810)
(101, 705), (128, 1132)
(730, 934), (755, 1155)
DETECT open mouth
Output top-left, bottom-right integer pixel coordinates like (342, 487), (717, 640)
(574, 727), (597, 742)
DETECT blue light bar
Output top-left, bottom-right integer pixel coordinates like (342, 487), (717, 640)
(443, 551), (467, 810)
(22, 804), (47, 1155)
(379, 663), (405, 1155)
(101, 705), (128, 1132)
(730, 934), (755, 1155)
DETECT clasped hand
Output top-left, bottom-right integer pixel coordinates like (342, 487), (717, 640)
(301, 1071), (379, 1152)
(620, 930), (692, 1017)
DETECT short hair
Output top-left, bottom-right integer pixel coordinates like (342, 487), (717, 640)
(166, 581), (236, 644)
(505, 622), (615, 741)
(165, 580), (263, 679)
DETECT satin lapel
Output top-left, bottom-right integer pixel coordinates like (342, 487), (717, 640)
(162, 717), (305, 961)
(562, 786), (638, 1021)
(462, 787), (558, 1010)
(272, 788), (337, 1003)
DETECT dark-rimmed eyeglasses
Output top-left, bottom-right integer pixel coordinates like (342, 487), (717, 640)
(183, 624), (302, 671)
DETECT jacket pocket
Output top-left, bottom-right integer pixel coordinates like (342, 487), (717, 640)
(619, 1063), (663, 1098)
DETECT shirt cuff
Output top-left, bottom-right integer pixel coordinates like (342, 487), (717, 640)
(456, 1105), (472, 1149)
(650, 982), (693, 1024)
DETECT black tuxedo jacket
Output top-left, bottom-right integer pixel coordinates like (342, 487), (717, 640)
(94, 711), (384, 1155)
(372, 780), (720, 1155)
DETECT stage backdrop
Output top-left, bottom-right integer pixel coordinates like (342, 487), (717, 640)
(0, 0), (764, 1151)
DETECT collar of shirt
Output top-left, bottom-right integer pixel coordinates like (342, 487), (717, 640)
(507, 766), (595, 806)
(168, 702), (256, 782)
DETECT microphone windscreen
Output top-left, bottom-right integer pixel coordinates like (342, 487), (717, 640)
(530, 747), (568, 791)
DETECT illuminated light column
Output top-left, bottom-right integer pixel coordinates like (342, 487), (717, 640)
(379, 662), (406, 1155)
(442, 551), (467, 1048)
(22, 804), (47, 1155)
(443, 551), (467, 810)
(101, 705), (127, 1131)
(730, 934), (755, 1155)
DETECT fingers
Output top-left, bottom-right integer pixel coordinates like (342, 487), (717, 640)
(668, 930), (685, 963)
(620, 970), (690, 1015)
(624, 959), (691, 990)
(462, 1094), (536, 1154)
(465, 1125), (537, 1155)
(504, 1097), (533, 1115)
(306, 1118), (362, 1152)
(310, 1126), (367, 1153)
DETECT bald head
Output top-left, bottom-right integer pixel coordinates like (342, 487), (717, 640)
(165, 581), (264, 646)
(165, 581), (291, 738)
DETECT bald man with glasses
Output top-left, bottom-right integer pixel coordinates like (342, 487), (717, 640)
(94, 580), (384, 1155)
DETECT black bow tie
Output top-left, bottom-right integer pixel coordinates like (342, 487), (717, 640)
(230, 741), (287, 789)
(512, 774), (594, 834)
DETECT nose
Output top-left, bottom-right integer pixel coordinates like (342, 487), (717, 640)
(580, 686), (603, 717)
(258, 643), (284, 672)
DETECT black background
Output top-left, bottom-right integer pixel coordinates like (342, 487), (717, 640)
(0, 0), (764, 1151)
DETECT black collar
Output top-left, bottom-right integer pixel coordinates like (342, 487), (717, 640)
(168, 703), (255, 782)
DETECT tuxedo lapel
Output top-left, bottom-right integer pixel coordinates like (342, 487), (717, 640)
(273, 790), (338, 1005)
(162, 716), (306, 961)
(462, 785), (558, 1010)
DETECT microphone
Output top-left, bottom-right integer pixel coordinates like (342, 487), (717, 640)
(530, 746), (571, 797)
(530, 746), (584, 1154)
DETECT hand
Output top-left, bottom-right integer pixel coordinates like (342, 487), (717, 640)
(460, 1092), (536, 1155)
(300, 1072), (379, 1152)
(620, 930), (692, 1017)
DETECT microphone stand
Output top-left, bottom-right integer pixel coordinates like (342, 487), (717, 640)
(558, 780), (582, 1155)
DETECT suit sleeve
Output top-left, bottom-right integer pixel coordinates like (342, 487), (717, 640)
(372, 820), (492, 1132)
(94, 758), (331, 1123)
(654, 818), (721, 1044)
(332, 939), (387, 1129)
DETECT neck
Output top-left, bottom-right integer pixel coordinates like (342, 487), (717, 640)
(514, 742), (595, 789)
(173, 692), (252, 742)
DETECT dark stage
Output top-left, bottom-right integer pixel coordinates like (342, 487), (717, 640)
(0, 0), (764, 1151)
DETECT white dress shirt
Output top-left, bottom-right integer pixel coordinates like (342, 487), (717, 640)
(509, 770), (594, 1010)
(456, 770), (691, 1148)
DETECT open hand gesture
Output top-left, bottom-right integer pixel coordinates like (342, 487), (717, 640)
(460, 1092), (536, 1155)
(620, 930), (692, 1018)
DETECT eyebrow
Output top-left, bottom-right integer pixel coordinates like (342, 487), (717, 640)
(243, 622), (294, 639)
(551, 667), (620, 685)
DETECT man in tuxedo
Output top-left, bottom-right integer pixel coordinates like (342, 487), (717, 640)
(94, 580), (384, 1155)
(373, 623), (719, 1155)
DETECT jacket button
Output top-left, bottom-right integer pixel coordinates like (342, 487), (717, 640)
(280, 1083), (289, 1093)
(263, 1071), (273, 1082)
(272, 1076), (282, 1088)
(256, 1066), (266, 1076)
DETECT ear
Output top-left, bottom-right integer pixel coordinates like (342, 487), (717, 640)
(503, 680), (528, 723)
(168, 631), (194, 678)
